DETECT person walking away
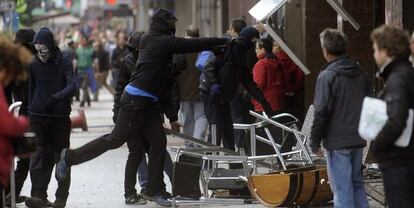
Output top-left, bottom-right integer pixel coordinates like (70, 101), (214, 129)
(176, 25), (209, 147)
(93, 41), (115, 101)
(25, 27), (77, 208)
(111, 32), (128, 89)
(56, 8), (230, 207)
(76, 35), (95, 107)
(63, 40), (79, 102)
(309, 28), (371, 208)
(0, 34), (31, 207)
(370, 25), (414, 208)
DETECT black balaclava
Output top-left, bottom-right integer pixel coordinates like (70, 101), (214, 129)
(150, 8), (178, 35)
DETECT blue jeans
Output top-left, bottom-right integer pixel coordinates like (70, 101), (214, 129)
(180, 101), (208, 147)
(381, 165), (414, 208)
(326, 148), (369, 208)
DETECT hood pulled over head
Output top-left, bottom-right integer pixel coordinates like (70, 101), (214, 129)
(150, 8), (177, 35)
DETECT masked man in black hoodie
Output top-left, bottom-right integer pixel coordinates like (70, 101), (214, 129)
(25, 27), (77, 208)
(56, 9), (230, 207)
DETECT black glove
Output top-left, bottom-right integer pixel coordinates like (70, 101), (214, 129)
(209, 84), (222, 104)
(44, 96), (58, 112)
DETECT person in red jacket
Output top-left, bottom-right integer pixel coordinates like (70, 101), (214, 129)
(273, 41), (305, 121)
(0, 34), (31, 195)
(252, 38), (286, 114)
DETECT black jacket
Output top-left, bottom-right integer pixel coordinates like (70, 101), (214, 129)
(113, 51), (180, 123)
(113, 52), (137, 117)
(372, 57), (414, 168)
(111, 46), (128, 70)
(129, 9), (228, 103)
(28, 29), (76, 117)
(199, 43), (270, 110)
(310, 56), (371, 151)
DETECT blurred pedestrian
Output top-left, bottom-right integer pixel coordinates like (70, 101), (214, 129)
(56, 8), (230, 207)
(371, 25), (414, 208)
(25, 27), (77, 208)
(310, 28), (371, 208)
(76, 35), (96, 107)
(63, 40), (79, 102)
(2, 28), (36, 206)
(111, 32), (128, 89)
(93, 41), (115, 101)
(0, 34), (31, 207)
(175, 25), (209, 146)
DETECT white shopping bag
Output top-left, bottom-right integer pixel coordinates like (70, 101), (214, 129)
(358, 97), (413, 147)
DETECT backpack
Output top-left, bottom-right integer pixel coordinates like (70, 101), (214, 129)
(195, 51), (213, 71)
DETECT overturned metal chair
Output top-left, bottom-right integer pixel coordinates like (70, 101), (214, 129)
(167, 105), (332, 207)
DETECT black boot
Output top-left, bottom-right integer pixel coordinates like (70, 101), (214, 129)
(25, 197), (51, 208)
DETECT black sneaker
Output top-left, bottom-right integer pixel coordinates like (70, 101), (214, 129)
(56, 148), (71, 181)
(25, 197), (50, 208)
(143, 194), (172, 207)
(5, 194), (27, 206)
(52, 198), (66, 208)
(125, 193), (147, 205)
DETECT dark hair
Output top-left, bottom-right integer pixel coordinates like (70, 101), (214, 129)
(185, 25), (200, 38)
(0, 35), (31, 82)
(319, 28), (347, 56)
(231, 18), (247, 34)
(256, 38), (273, 53)
(371, 25), (410, 58)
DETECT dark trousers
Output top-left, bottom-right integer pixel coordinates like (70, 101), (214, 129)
(30, 116), (71, 201)
(3, 158), (30, 198)
(203, 93), (235, 151)
(69, 93), (167, 194)
(124, 138), (174, 197)
(14, 158), (30, 196)
(381, 165), (414, 208)
(230, 93), (253, 151)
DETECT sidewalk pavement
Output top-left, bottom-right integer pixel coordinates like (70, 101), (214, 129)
(17, 90), (383, 208)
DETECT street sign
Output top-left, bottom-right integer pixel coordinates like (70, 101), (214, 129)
(0, 1), (16, 12)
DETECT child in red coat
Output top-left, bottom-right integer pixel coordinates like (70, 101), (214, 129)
(0, 35), (31, 189)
